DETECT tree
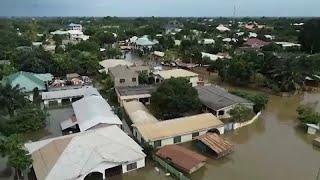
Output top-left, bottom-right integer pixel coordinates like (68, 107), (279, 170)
(299, 19), (320, 54)
(150, 78), (201, 119)
(0, 84), (28, 117)
(229, 90), (269, 113)
(0, 134), (32, 180)
(2, 104), (47, 136)
(297, 105), (320, 125)
(230, 105), (254, 123)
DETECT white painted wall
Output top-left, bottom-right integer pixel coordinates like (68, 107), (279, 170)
(181, 134), (192, 142)
(122, 158), (145, 173)
(161, 138), (174, 146)
(190, 76), (199, 87)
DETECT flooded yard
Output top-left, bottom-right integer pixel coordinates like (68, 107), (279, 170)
(119, 93), (320, 180)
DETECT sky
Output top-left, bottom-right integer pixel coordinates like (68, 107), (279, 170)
(1, 0), (320, 17)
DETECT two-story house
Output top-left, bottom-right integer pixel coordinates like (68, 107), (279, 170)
(109, 65), (139, 87)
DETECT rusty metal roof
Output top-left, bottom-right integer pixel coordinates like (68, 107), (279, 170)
(156, 145), (207, 174)
(196, 133), (234, 158)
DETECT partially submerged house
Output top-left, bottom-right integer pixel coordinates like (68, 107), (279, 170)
(156, 145), (207, 174)
(60, 94), (122, 134)
(25, 125), (146, 180)
(153, 69), (200, 87)
(196, 85), (253, 118)
(109, 65), (139, 87)
(132, 112), (224, 148)
(115, 85), (157, 106)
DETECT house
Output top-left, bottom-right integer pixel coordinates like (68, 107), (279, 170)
(275, 42), (301, 49)
(156, 145), (207, 174)
(99, 59), (133, 73)
(25, 125), (146, 180)
(60, 94), (122, 134)
(116, 85), (157, 106)
(132, 113), (224, 148)
(306, 123), (320, 135)
(109, 65), (139, 87)
(68, 30), (89, 41)
(196, 85), (254, 118)
(68, 23), (82, 31)
(202, 52), (225, 61)
(153, 69), (199, 87)
(200, 39), (215, 45)
(2, 71), (53, 100)
(216, 24), (230, 32)
(134, 36), (158, 49)
(243, 38), (271, 49)
(153, 51), (165, 58)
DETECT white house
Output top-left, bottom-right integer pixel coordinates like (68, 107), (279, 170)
(60, 94), (122, 133)
(68, 23), (83, 31)
(25, 125), (146, 180)
(201, 52), (224, 61)
(216, 24), (230, 32)
(153, 69), (199, 87)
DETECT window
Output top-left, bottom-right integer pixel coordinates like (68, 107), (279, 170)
(192, 132), (199, 138)
(126, 162), (137, 171)
(154, 140), (161, 148)
(218, 110), (225, 116)
(132, 78), (137, 82)
(173, 136), (181, 144)
(120, 79), (125, 83)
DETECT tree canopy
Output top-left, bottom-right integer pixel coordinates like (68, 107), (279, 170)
(150, 78), (201, 120)
(299, 19), (320, 54)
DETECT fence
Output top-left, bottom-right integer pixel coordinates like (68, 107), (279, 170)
(152, 155), (190, 180)
(233, 111), (262, 130)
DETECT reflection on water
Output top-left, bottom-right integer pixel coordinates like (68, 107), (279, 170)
(121, 92), (320, 180)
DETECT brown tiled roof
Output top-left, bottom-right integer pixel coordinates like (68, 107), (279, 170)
(156, 145), (207, 174)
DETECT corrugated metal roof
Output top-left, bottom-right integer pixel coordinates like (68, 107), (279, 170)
(154, 69), (198, 79)
(42, 86), (99, 100)
(25, 126), (145, 180)
(133, 113), (223, 141)
(72, 95), (122, 131)
(156, 145), (206, 174)
(196, 85), (253, 111)
(123, 101), (159, 125)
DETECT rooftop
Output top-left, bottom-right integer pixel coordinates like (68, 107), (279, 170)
(123, 101), (159, 125)
(25, 125), (145, 180)
(196, 85), (252, 111)
(154, 69), (198, 79)
(42, 86), (99, 100)
(156, 145), (207, 174)
(116, 85), (157, 97)
(109, 65), (138, 78)
(99, 59), (133, 72)
(66, 95), (122, 131)
(133, 113), (223, 141)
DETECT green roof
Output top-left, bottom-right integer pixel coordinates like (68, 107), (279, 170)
(2, 71), (53, 92)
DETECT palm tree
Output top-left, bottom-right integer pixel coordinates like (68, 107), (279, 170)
(0, 84), (27, 117)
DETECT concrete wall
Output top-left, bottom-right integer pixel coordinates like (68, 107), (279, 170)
(233, 112), (261, 130)
(190, 76), (199, 87)
(122, 158), (145, 173)
(113, 76), (139, 87)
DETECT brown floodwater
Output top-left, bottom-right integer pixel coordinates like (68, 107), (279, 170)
(118, 93), (320, 180)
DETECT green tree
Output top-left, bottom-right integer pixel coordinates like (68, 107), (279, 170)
(230, 105), (254, 123)
(2, 105), (47, 136)
(229, 90), (269, 113)
(0, 84), (27, 117)
(150, 78), (201, 119)
(297, 105), (320, 125)
(299, 19), (320, 54)
(0, 134), (32, 180)
(138, 71), (150, 84)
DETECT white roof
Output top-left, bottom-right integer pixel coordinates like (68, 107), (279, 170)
(42, 86), (99, 100)
(25, 125), (145, 180)
(153, 51), (165, 57)
(275, 42), (301, 47)
(71, 95), (122, 131)
(68, 30), (84, 35)
(99, 59), (133, 73)
(50, 30), (69, 35)
(123, 101), (159, 125)
(216, 24), (230, 32)
(201, 52), (224, 61)
(154, 69), (198, 79)
(249, 32), (258, 38)
(174, 40), (181, 46)
(202, 39), (215, 44)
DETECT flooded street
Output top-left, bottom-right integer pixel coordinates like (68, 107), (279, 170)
(119, 93), (320, 180)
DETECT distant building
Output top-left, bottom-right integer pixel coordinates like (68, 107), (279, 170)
(153, 69), (199, 87)
(243, 38), (271, 49)
(68, 23), (82, 31)
(109, 65), (139, 87)
(196, 85), (254, 118)
(99, 59), (133, 73)
(216, 24), (230, 32)
(25, 125), (146, 180)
